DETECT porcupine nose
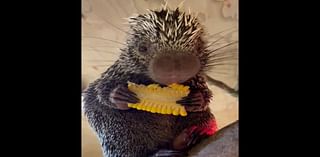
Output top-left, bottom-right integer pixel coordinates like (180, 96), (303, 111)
(149, 53), (201, 85)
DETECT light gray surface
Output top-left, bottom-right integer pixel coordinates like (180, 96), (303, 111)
(189, 121), (238, 157)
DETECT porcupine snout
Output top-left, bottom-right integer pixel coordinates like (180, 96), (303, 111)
(148, 53), (200, 85)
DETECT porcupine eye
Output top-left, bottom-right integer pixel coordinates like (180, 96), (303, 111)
(138, 42), (148, 54)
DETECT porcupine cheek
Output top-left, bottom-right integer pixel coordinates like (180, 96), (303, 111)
(148, 53), (201, 85)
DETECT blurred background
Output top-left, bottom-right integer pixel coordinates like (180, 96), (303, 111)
(82, 0), (238, 156)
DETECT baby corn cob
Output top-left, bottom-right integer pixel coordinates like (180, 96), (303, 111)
(127, 82), (190, 116)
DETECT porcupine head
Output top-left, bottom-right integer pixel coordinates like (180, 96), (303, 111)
(83, 5), (217, 157)
(125, 8), (209, 86)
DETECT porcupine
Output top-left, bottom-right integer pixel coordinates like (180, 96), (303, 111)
(83, 7), (218, 157)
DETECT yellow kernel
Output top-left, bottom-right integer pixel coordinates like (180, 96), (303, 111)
(160, 104), (167, 114)
(146, 102), (153, 111)
(130, 103), (138, 108)
(150, 104), (158, 113)
(156, 104), (162, 113)
(172, 107), (179, 116)
(180, 107), (187, 116)
(165, 108), (172, 114)
(137, 103), (144, 110)
(142, 103), (148, 111)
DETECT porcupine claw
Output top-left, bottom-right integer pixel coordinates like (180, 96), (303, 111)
(109, 85), (140, 110)
(176, 90), (206, 112)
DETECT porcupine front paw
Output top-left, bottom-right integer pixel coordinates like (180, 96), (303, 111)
(172, 120), (218, 151)
(176, 90), (207, 112)
(109, 85), (139, 110)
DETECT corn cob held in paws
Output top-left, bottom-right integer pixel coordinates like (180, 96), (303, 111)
(127, 82), (190, 116)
